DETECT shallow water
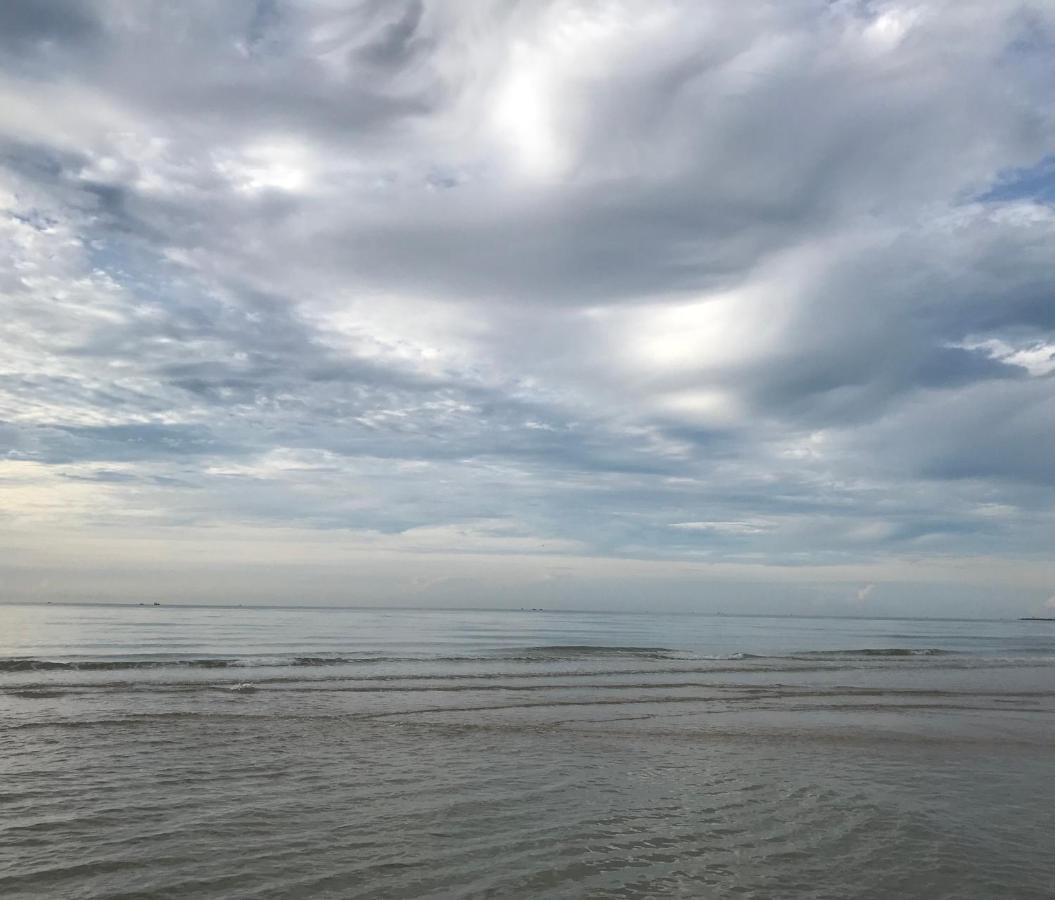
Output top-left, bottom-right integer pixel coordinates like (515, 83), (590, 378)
(2, 604), (1053, 899)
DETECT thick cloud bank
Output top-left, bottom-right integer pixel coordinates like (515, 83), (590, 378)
(2, 1), (1054, 611)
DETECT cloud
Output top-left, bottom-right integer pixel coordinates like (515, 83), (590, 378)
(670, 521), (772, 535)
(1, 1), (1055, 610)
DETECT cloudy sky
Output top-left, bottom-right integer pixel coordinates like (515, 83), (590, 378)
(2, 0), (1055, 614)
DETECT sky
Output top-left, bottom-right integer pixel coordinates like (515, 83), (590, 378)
(2, 0), (1055, 615)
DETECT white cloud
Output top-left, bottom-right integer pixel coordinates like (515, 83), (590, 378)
(957, 338), (1055, 377)
(1, 0), (1055, 611)
(670, 521), (773, 535)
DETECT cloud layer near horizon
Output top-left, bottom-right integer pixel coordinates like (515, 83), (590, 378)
(2, 1), (1054, 611)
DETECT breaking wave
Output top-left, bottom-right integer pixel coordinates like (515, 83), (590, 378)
(0, 646), (981, 676)
(0, 645), (687, 673)
(797, 648), (960, 658)
(502, 645), (684, 660)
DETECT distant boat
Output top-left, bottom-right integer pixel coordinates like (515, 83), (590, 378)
(1020, 617), (1055, 621)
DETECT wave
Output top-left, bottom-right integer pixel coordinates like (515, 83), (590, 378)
(0, 656), (398, 672)
(0, 657), (240, 672)
(0, 645), (692, 673)
(0, 646), (982, 676)
(796, 648), (959, 658)
(504, 645), (683, 660)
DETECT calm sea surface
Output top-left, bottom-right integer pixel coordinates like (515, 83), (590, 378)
(1, 604), (1053, 899)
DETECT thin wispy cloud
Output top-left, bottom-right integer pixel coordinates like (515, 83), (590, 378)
(2, 0), (1054, 612)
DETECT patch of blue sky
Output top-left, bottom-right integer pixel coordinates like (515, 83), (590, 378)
(977, 155), (1055, 205)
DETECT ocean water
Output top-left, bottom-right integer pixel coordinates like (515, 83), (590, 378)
(1, 604), (1053, 899)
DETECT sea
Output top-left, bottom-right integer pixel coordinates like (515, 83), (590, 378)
(1, 603), (1053, 899)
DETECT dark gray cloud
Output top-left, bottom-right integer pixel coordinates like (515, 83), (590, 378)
(0, 0), (102, 58)
(2, 0), (1055, 610)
